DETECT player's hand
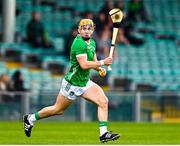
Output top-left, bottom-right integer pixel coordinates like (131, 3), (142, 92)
(103, 57), (113, 66)
(99, 67), (106, 77)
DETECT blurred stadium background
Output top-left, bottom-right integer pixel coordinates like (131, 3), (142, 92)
(0, 0), (179, 123)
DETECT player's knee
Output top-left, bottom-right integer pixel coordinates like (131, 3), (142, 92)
(99, 97), (108, 109)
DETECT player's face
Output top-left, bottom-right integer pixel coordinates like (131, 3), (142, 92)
(79, 25), (93, 39)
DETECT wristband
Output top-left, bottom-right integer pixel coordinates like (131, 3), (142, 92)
(99, 60), (104, 66)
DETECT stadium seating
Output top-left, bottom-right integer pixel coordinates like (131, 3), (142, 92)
(0, 0), (179, 93)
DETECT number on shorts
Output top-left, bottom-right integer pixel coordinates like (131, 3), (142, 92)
(65, 83), (71, 92)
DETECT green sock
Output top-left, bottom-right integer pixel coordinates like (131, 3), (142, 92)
(99, 121), (108, 127)
(35, 112), (40, 120)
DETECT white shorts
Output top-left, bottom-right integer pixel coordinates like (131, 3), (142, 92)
(60, 78), (94, 100)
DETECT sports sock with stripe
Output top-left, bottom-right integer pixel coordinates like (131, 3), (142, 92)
(99, 121), (108, 136)
(28, 112), (40, 125)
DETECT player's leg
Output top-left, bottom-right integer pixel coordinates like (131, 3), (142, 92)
(23, 93), (73, 137)
(33, 93), (73, 119)
(82, 83), (108, 121)
(82, 83), (120, 142)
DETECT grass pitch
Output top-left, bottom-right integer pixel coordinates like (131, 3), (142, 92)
(0, 121), (180, 144)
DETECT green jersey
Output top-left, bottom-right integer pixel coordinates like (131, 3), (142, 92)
(64, 34), (96, 87)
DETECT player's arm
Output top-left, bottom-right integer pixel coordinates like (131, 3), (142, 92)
(76, 54), (112, 70)
(93, 53), (107, 77)
(93, 53), (103, 71)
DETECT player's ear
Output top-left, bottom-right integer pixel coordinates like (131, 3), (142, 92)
(78, 28), (80, 34)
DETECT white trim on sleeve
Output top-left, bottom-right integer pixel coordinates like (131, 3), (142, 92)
(76, 54), (87, 58)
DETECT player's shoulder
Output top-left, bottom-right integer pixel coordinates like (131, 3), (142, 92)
(71, 35), (86, 51)
(72, 35), (85, 46)
(75, 34), (85, 43)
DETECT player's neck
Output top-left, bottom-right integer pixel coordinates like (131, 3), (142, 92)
(82, 36), (90, 41)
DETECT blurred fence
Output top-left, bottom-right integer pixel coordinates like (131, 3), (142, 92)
(0, 91), (180, 122)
